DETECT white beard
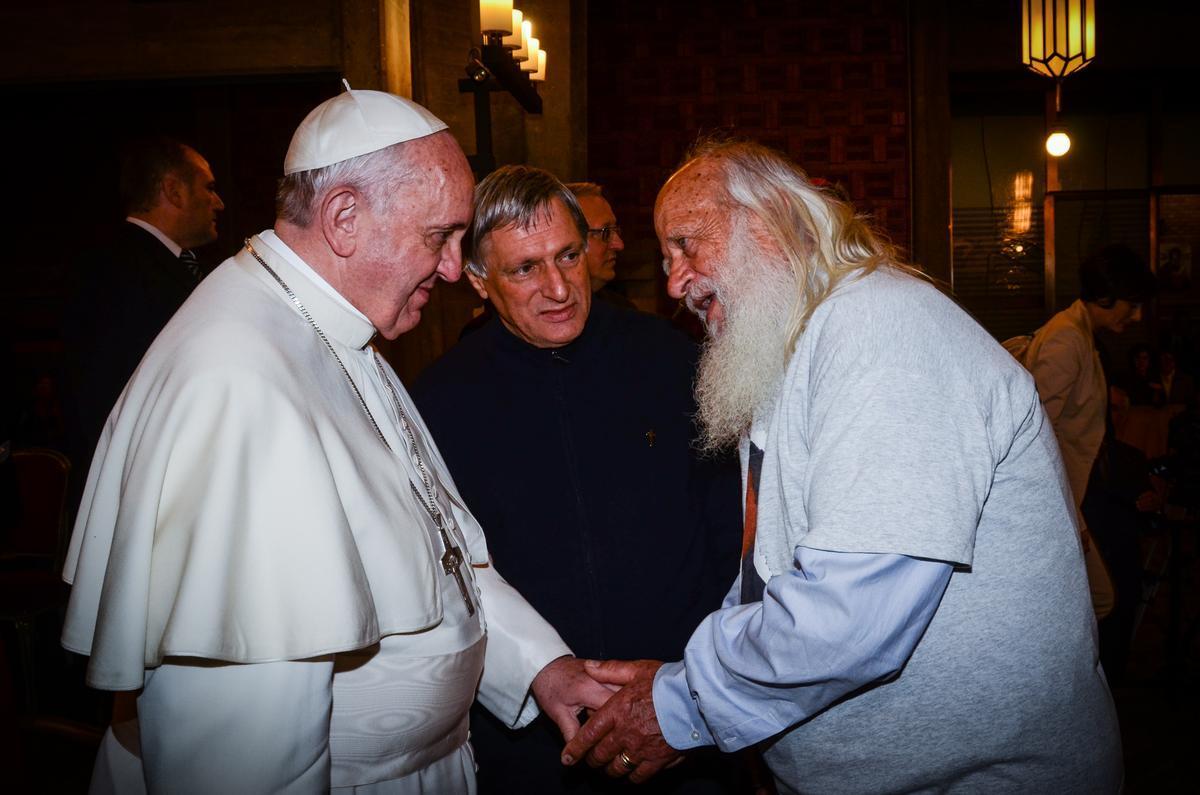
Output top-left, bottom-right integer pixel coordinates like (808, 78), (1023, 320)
(693, 236), (796, 453)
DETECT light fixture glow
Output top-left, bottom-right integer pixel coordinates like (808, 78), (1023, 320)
(1045, 130), (1071, 157)
(1008, 170), (1034, 235)
(1022, 0), (1096, 78)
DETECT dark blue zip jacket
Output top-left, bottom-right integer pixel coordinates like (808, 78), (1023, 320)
(412, 297), (741, 663)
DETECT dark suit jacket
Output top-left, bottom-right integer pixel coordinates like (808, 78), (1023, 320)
(62, 222), (200, 484)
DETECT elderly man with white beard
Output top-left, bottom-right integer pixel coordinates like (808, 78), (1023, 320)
(562, 139), (1123, 793)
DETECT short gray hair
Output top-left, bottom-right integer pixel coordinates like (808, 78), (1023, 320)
(466, 165), (589, 277)
(275, 141), (416, 227)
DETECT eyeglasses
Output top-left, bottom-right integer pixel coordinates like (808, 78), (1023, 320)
(587, 225), (622, 243)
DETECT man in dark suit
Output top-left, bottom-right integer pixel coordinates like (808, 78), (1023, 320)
(63, 136), (224, 491)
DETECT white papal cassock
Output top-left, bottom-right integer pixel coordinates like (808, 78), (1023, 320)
(61, 231), (571, 793)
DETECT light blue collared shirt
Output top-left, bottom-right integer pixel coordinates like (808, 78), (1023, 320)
(653, 547), (952, 751)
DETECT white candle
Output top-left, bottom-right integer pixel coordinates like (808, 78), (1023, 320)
(531, 49), (547, 81)
(502, 10), (523, 48)
(514, 19), (533, 61)
(480, 0), (513, 36)
(521, 37), (539, 71)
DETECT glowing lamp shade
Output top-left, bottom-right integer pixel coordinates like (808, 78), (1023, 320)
(480, 1), (514, 36)
(1022, 0), (1096, 78)
(1046, 130), (1072, 157)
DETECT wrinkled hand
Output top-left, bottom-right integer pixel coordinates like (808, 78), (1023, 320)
(530, 656), (618, 743)
(561, 659), (683, 784)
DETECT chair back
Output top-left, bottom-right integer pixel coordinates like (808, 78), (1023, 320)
(5, 448), (71, 561)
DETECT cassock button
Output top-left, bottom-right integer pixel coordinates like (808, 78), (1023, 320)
(691, 730), (701, 741)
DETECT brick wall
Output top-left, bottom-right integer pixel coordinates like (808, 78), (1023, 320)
(588, 0), (910, 311)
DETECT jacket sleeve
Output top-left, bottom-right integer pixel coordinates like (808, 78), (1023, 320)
(1028, 328), (1086, 440)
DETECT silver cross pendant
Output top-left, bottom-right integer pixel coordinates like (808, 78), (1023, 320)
(440, 540), (476, 617)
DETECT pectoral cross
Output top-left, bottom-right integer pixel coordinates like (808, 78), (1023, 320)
(438, 529), (476, 617)
(410, 481), (476, 616)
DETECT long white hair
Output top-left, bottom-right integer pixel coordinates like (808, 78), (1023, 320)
(672, 138), (909, 355)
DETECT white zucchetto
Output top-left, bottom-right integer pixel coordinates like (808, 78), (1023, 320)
(283, 80), (449, 175)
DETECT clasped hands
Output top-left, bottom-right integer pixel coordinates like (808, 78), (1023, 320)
(530, 657), (684, 783)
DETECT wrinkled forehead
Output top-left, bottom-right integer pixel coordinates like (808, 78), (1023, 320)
(655, 160), (727, 223)
(388, 133), (474, 230)
(409, 132), (473, 189)
(483, 198), (582, 263)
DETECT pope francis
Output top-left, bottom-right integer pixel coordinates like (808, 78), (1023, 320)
(60, 86), (611, 793)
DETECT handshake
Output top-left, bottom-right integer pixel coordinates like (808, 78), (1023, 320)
(530, 657), (683, 783)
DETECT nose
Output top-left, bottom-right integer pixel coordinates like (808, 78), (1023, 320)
(214, 192), (225, 212)
(540, 264), (569, 301)
(609, 228), (626, 252)
(664, 256), (692, 300)
(1131, 306), (1143, 323)
(437, 238), (464, 283)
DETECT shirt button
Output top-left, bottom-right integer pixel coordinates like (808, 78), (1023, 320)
(691, 730), (701, 741)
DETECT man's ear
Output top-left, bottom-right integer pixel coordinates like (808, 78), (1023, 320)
(320, 188), (360, 258)
(466, 269), (489, 300)
(160, 171), (186, 210)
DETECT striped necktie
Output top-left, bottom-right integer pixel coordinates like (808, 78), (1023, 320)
(739, 441), (766, 604)
(179, 249), (203, 283)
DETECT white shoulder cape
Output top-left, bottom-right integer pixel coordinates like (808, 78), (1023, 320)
(62, 238), (489, 690)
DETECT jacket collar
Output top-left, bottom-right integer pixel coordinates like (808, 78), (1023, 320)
(125, 217), (183, 258)
(1067, 298), (1096, 338)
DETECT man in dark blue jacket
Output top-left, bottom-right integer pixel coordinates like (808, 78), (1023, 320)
(412, 167), (741, 793)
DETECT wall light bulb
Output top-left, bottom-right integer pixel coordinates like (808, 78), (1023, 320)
(1045, 130), (1071, 157)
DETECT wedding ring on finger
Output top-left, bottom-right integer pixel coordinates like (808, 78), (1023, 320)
(618, 751), (637, 771)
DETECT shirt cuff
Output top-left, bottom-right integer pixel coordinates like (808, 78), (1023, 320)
(652, 660), (715, 750)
